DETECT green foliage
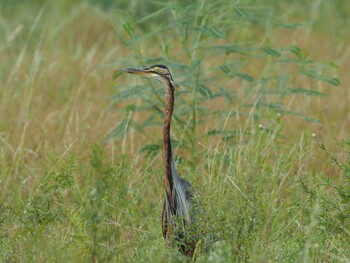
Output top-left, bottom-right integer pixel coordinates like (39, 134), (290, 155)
(299, 142), (350, 261)
(0, 153), (77, 262)
(106, 0), (340, 156)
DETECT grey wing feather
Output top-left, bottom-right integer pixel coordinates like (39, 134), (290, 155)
(165, 157), (194, 227)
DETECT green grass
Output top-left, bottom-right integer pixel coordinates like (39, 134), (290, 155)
(0, 0), (349, 262)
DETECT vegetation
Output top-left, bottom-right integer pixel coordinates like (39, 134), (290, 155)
(0, 0), (349, 262)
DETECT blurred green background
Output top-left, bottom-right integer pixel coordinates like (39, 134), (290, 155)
(0, 0), (349, 262)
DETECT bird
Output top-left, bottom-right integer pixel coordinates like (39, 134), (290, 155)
(122, 64), (197, 257)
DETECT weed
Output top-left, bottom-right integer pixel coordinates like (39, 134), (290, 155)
(0, 0), (348, 262)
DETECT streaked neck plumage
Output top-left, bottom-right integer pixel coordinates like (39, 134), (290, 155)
(162, 78), (176, 213)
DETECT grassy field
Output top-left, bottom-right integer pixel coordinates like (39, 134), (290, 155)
(0, 0), (349, 262)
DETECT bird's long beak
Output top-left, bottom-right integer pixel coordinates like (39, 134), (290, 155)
(122, 67), (152, 76)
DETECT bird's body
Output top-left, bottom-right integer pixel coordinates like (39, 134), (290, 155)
(122, 65), (197, 257)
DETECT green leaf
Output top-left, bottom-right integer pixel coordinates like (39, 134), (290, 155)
(288, 88), (328, 97)
(237, 72), (254, 82)
(234, 7), (249, 19)
(280, 109), (319, 123)
(194, 26), (226, 38)
(301, 70), (340, 87)
(103, 118), (146, 142)
(324, 77), (340, 87)
(142, 114), (158, 128)
(218, 85), (236, 103)
(113, 70), (123, 79)
(283, 45), (303, 59)
(104, 119), (129, 141)
(190, 59), (201, 70)
(219, 65), (232, 75)
(128, 119), (145, 134)
(208, 27), (226, 38)
(140, 144), (161, 154)
(207, 129), (240, 141)
(261, 47), (281, 57)
(245, 102), (283, 110)
(198, 84), (214, 99)
(137, 6), (175, 24)
(219, 66), (235, 79)
(277, 22), (306, 29)
(213, 44), (248, 54)
(110, 85), (149, 104)
(123, 21), (134, 36)
(207, 129), (224, 136)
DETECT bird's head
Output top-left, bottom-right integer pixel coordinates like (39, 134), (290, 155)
(122, 64), (173, 83)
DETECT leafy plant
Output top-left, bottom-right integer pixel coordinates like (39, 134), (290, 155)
(108, 0), (339, 158)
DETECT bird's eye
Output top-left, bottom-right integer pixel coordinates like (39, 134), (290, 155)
(153, 67), (161, 73)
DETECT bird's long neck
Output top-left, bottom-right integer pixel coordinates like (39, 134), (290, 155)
(163, 79), (175, 211)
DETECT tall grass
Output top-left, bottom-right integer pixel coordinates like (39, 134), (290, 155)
(0, 0), (348, 262)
